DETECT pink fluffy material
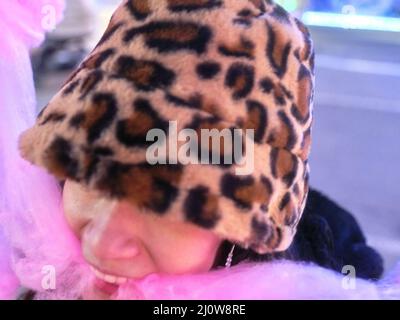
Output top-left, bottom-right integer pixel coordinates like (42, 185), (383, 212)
(0, 0), (399, 300)
(0, 0), (66, 299)
(0, 0), (64, 52)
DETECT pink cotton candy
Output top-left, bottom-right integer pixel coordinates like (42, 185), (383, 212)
(0, 0), (66, 298)
(0, 0), (64, 51)
(0, 227), (19, 299)
(115, 261), (381, 300)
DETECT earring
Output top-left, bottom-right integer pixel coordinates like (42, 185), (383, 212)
(225, 244), (236, 268)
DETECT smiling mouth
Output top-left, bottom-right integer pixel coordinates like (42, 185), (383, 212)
(90, 266), (128, 285)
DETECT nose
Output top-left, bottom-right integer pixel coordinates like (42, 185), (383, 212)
(82, 204), (141, 261)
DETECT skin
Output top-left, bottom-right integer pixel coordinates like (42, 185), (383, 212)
(62, 179), (223, 299)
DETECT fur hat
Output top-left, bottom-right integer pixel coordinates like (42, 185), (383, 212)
(18, 0), (314, 254)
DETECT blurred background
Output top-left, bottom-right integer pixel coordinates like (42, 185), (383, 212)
(33, 0), (400, 272)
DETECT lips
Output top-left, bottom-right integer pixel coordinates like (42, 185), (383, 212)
(93, 277), (120, 296)
(89, 265), (155, 299)
(90, 265), (128, 285)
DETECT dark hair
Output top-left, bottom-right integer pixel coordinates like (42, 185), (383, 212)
(212, 189), (384, 281)
(210, 189), (340, 269)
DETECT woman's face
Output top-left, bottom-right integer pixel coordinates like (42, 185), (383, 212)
(62, 179), (222, 298)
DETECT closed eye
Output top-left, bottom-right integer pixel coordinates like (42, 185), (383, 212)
(59, 179), (66, 190)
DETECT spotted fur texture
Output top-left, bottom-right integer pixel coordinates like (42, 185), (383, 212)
(18, 0), (314, 254)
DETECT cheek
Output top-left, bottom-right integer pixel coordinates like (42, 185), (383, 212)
(176, 238), (221, 272)
(148, 225), (222, 274)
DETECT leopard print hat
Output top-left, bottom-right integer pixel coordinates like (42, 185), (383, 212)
(18, 0), (314, 254)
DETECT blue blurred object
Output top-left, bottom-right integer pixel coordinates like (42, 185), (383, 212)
(309, 0), (400, 17)
(302, 11), (400, 32)
(276, 0), (400, 31)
